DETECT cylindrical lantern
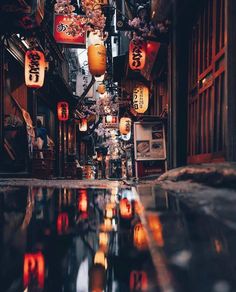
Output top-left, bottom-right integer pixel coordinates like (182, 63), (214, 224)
(129, 40), (146, 71)
(24, 252), (45, 289)
(57, 101), (69, 121)
(120, 198), (132, 219)
(25, 50), (45, 88)
(88, 44), (106, 76)
(133, 223), (148, 250)
(97, 84), (106, 94)
(78, 190), (88, 213)
(57, 213), (69, 234)
(79, 118), (87, 132)
(119, 117), (132, 135)
(133, 84), (149, 114)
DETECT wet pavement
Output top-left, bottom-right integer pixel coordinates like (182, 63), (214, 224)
(1, 181), (236, 292)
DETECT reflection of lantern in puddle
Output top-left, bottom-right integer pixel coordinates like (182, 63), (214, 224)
(78, 190), (88, 213)
(100, 218), (113, 232)
(89, 264), (105, 292)
(94, 250), (107, 269)
(148, 214), (164, 247)
(120, 198), (132, 219)
(133, 223), (148, 250)
(57, 212), (69, 234)
(105, 203), (115, 218)
(130, 271), (148, 291)
(23, 252), (45, 289)
(99, 232), (109, 252)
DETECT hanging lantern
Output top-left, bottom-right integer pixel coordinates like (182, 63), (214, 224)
(57, 213), (69, 235)
(23, 252), (45, 289)
(78, 190), (88, 213)
(89, 264), (106, 292)
(88, 44), (106, 76)
(25, 50), (45, 88)
(119, 117), (132, 135)
(57, 101), (69, 121)
(133, 84), (149, 114)
(79, 118), (87, 132)
(94, 250), (107, 269)
(130, 271), (148, 291)
(129, 40), (146, 71)
(97, 84), (106, 94)
(133, 223), (148, 250)
(120, 198), (132, 219)
(148, 214), (164, 247)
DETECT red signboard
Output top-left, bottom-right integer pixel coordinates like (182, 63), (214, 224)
(53, 14), (86, 46)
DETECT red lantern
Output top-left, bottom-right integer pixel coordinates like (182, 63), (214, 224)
(78, 190), (88, 212)
(130, 271), (148, 291)
(57, 102), (69, 121)
(129, 40), (146, 71)
(133, 223), (148, 250)
(23, 252), (45, 289)
(79, 118), (88, 132)
(57, 213), (69, 234)
(25, 50), (45, 88)
(120, 198), (132, 219)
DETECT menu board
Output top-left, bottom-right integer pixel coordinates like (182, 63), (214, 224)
(134, 122), (166, 161)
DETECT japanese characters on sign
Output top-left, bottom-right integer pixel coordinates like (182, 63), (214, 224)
(25, 50), (45, 88)
(129, 40), (146, 71)
(53, 14), (86, 46)
(133, 84), (149, 114)
(57, 101), (69, 121)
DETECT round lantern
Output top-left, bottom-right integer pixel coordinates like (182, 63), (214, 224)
(57, 101), (69, 121)
(129, 40), (146, 71)
(88, 44), (106, 76)
(97, 84), (106, 94)
(79, 118), (87, 132)
(25, 50), (45, 88)
(119, 117), (132, 135)
(133, 84), (149, 114)
(120, 198), (132, 219)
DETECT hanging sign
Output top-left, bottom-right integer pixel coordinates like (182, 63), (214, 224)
(53, 14), (86, 46)
(129, 40), (146, 71)
(133, 84), (149, 114)
(57, 102), (69, 121)
(25, 50), (45, 88)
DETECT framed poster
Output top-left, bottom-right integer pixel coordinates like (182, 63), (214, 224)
(134, 122), (166, 161)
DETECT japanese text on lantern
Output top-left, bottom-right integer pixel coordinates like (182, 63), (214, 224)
(129, 40), (146, 70)
(57, 102), (69, 121)
(25, 50), (45, 88)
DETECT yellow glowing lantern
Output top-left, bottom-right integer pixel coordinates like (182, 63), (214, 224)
(94, 250), (107, 269)
(120, 198), (132, 219)
(25, 50), (45, 88)
(99, 232), (109, 247)
(88, 44), (106, 76)
(97, 84), (106, 94)
(133, 223), (148, 250)
(79, 118), (87, 132)
(129, 40), (146, 71)
(119, 117), (132, 135)
(133, 84), (149, 114)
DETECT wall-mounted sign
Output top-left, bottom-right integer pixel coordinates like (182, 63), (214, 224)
(53, 14), (86, 46)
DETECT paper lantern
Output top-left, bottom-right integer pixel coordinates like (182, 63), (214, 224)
(133, 223), (148, 250)
(148, 214), (164, 247)
(119, 117), (132, 135)
(78, 190), (88, 213)
(25, 50), (45, 88)
(94, 250), (107, 269)
(79, 118), (87, 132)
(88, 44), (106, 76)
(120, 198), (132, 219)
(57, 212), (69, 234)
(97, 84), (106, 94)
(130, 271), (148, 291)
(129, 40), (146, 71)
(133, 84), (149, 114)
(57, 101), (69, 121)
(23, 252), (45, 289)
